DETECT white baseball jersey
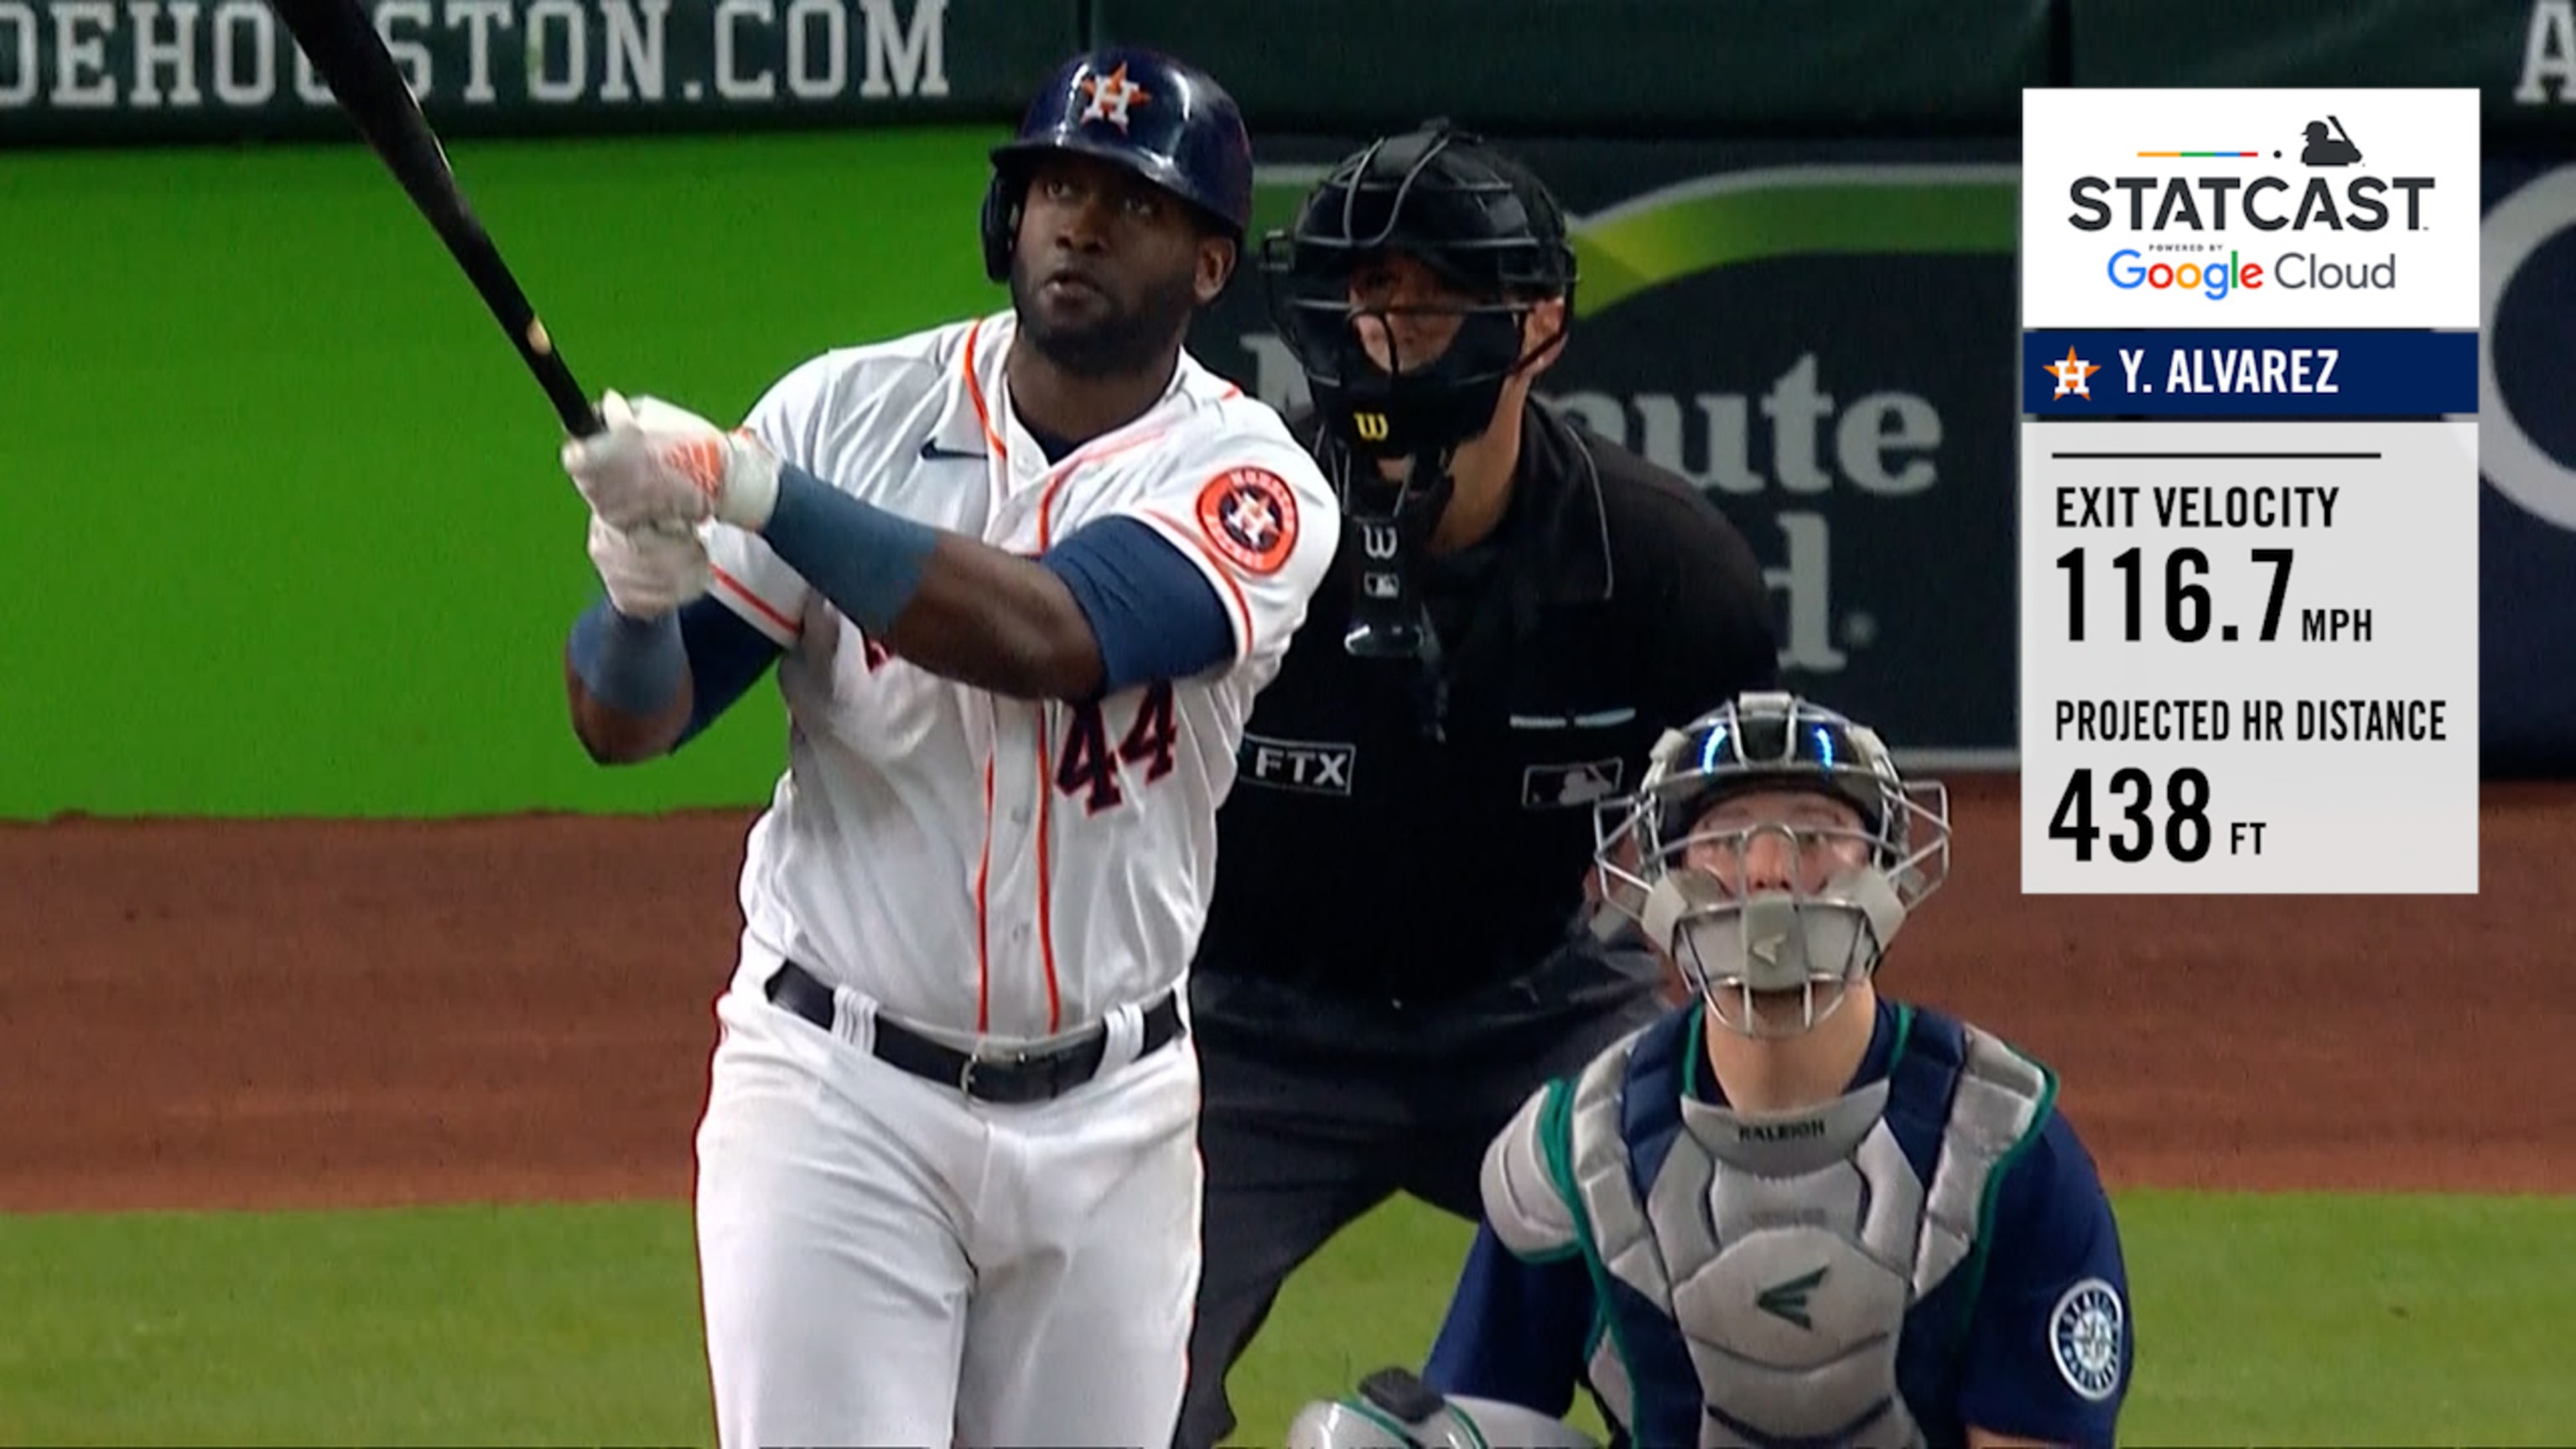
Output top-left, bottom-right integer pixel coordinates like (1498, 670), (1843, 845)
(701, 309), (1340, 1043)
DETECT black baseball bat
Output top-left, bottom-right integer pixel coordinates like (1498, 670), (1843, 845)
(267, 0), (602, 438)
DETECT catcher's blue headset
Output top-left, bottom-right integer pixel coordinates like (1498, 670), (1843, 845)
(980, 48), (1256, 283)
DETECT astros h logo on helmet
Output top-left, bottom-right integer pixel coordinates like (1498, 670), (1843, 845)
(1078, 63), (1150, 132)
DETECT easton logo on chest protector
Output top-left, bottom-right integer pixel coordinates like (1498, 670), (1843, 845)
(1755, 1265), (1829, 1330)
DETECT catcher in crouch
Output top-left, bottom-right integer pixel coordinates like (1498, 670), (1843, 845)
(1286, 690), (2134, 1449)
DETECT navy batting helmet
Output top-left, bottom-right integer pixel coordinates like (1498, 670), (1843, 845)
(980, 48), (1255, 283)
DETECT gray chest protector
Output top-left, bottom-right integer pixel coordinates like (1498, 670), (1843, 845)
(1485, 1006), (2054, 1448)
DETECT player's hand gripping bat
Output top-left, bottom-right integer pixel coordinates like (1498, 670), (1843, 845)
(266, 0), (602, 438)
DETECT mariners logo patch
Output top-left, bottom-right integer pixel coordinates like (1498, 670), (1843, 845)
(2050, 1277), (2126, 1402)
(1197, 466), (1300, 575)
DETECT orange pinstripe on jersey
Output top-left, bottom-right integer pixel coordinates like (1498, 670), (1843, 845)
(1036, 425), (1176, 550)
(1034, 728), (1063, 1034)
(974, 753), (996, 1033)
(711, 564), (800, 637)
(963, 319), (1010, 461)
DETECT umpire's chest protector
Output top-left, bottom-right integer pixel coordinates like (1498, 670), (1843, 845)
(1483, 1005), (2056, 1449)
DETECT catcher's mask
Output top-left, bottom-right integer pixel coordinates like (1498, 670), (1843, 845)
(1258, 120), (1574, 660)
(1590, 691), (1952, 1039)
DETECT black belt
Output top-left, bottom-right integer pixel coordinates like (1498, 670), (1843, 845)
(765, 959), (1185, 1106)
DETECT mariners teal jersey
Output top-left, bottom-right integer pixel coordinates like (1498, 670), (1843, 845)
(1422, 997), (2133, 1449)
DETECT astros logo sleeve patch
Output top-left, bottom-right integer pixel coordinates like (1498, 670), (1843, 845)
(1196, 466), (1300, 575)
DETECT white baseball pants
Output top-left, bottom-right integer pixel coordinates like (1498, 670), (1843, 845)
(693, 960), (1204, 1448)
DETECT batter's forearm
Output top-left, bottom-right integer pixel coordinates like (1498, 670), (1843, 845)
(879, 538), (1104, 700)
(567, 661), (694, 761)
(759, 465), (1103, 701)
(564, 600), (697, 763)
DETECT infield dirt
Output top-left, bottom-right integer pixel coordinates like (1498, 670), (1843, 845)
(4, 776), (2570, 1213)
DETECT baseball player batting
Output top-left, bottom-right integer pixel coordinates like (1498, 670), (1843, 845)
(1287, 691), (2136, 1449)
(552, 48), (1338, 1448)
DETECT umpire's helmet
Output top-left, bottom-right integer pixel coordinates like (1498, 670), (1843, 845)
(980, 49), (1255, 283)
(1259, 120), (1576, 462)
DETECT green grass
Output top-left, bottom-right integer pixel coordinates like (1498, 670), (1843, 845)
(0, 1203), (705, 1445)
(2111, 1189), (2576, 1443)
(2, 1192), (2570, 1446)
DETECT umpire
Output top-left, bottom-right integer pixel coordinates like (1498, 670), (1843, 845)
(1176, 121), (1782, 1449)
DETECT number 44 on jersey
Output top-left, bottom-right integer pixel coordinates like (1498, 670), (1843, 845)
(1057, 682), (1180, 814)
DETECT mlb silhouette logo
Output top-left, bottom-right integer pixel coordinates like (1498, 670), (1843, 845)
(1523, 759), (1623, 809)
(2301, 117), (2361, 166)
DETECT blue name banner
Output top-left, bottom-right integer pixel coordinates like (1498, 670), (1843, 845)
(2023, 330), (2478, 417)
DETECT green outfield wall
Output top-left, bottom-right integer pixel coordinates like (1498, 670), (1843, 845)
(5, 130), (2043, 821)
(1, 127), (1009, 818)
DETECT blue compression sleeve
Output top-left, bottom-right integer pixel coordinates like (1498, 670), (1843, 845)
(567, 598), (685, 714)
(676, 595), (785, 745)
(760, 463), (939, 636)
(1039, 517), (1234, 694)
(566, 593), (782, 740)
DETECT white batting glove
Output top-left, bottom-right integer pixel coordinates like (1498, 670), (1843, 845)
(561, 390), (782, 532)
(587, 512), (711, 619)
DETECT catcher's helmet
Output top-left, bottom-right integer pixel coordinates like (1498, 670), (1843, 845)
(1259, 119), (1576, 463)
(980, 48), (1254, 283)
(1629, 695), (1916, 866)
(1591, 692), (1952, 1038)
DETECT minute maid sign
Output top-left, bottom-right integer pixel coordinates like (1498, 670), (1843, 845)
(1190, 139), (2020, 762)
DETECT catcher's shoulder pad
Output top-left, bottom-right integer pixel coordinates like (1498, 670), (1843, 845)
(1481, 1077), (1583, 1260)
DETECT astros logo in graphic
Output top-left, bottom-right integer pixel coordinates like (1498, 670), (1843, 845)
(2046, 345), (2101, 399)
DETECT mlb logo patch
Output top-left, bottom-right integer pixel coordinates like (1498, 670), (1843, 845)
(1522, 758), (1623, 810)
